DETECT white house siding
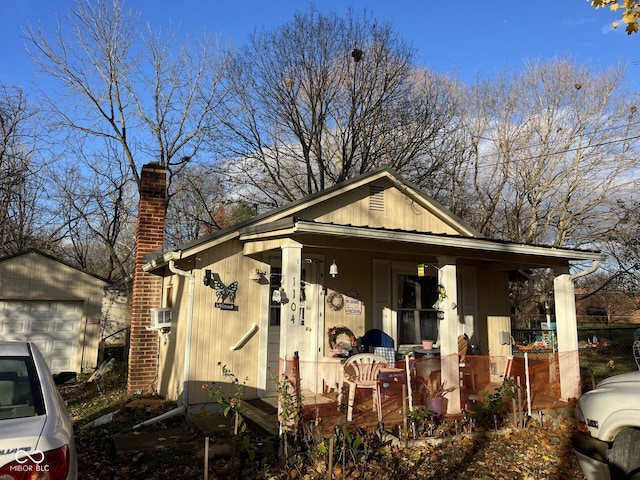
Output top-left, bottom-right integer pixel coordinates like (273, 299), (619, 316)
(157, 241), (264, 404)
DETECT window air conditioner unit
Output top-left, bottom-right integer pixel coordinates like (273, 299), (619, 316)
(150, 308), (172, 329)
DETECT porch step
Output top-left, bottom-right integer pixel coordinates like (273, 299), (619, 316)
(242, 399), (279, 437)
(187, 399), (279, 437)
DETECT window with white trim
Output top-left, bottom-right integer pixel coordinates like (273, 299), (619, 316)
(396, 274), (439, 347)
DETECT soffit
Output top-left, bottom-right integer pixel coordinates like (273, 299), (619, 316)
(238, 218), (605, 268)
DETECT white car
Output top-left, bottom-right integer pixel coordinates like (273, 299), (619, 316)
(572, 370), (640, 480)
(0, 341), (78, 480)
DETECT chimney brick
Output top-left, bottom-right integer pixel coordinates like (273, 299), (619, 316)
(127, 163), (167, 394)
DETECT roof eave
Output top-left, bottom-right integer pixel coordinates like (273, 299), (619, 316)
(143, 250), (182, 273)
(239, 219), (605, 262)
(289, 220), (605, 262)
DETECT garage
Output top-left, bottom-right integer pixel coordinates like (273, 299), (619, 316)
(0, 249), (114, 374)
(0, 300), (84, 373)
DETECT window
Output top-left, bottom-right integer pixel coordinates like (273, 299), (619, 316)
(397, 274), (439, 346)
(0, 356), (44, 420)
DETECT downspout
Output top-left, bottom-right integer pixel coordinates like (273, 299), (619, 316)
(133, 257), (195, 429)
(550, 259), (601, 403)
(567, 260), (601, 325)
(168, 258), (196, 407)
(570, 260), (600, 281)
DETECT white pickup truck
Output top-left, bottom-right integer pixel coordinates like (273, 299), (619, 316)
(572, 371), (640, 480)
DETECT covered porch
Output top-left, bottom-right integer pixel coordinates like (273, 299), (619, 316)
(243, 218), (605, 414)
(280, 351), (576, 434)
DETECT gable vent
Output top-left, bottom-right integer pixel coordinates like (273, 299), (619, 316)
(369, 185), (385, 212)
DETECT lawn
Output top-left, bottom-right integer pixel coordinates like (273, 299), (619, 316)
(577, 323), (639, 388)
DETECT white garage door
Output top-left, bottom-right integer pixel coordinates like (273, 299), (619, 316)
(0, 300), (83, 373)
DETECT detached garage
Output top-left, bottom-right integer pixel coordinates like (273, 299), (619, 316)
(0, 249), (109, 374)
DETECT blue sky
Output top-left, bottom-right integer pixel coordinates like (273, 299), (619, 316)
(1, 1), (638, 88)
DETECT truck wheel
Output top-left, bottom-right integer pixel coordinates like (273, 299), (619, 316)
(609, 428), (640, 480)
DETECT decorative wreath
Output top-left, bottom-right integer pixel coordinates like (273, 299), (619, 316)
(328, 326), (356, 349)
(326, 291), (345, 311)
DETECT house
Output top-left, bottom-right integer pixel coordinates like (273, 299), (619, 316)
(575, 288), (640, 325)
(0, 249), (118, 374)
(128, 163), (606, 414)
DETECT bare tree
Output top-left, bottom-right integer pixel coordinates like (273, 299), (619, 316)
(600, 198), (640, 293)
(53, 141), (136, 282)
(24, 0), (229, 280)
(165, 163), (229, 248)
(25, 0), (228, 189)
(0, 83), (60, 255)
(218, 7), (459, 208)
(450, 59), (640, 328)
(455, 59), (638, 249)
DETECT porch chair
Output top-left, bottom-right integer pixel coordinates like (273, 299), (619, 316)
(361, 328), (396, 367)
(338, 353), (388, 422)
(634, 341), (640, 370)
(360, 329), (394, 350)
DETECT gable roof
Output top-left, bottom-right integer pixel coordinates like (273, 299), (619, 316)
(246, 167), (483, 236)
(0, 248), (110, 283)
(144, 168), (605, 272)
(148, 168), (477, 254)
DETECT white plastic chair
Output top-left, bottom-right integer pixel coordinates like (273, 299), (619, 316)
(338, 353), (388, 422)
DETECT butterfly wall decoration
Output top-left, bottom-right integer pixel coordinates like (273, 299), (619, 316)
(213, 279), (238, 303)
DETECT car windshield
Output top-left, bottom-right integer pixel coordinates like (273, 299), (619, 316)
(0, 356), (45, 420)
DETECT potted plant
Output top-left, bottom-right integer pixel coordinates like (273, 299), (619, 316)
(421, 376), (456, 416)
(421, 339), (434, 350)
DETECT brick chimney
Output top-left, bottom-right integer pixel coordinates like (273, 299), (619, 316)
(127, 163), (167, 394)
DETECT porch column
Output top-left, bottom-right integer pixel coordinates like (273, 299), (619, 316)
(280, 241), (303, 361)
(553, 270), (581, 401)
(437, 256), (461, 413)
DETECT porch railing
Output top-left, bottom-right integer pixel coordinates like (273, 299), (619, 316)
(513, 327), (639, 389)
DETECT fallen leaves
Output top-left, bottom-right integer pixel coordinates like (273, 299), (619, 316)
(264, 422), (585, 480)
(63, 368), (587, 480)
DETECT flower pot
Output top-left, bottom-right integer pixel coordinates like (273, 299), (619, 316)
(421, 339), (434, 350)
(426, 397), (447, 416)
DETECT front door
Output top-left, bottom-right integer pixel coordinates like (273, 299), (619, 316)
(265, 257), (324, 394)
(296, 258), (325, 393)
(265, 262), (283, 395)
